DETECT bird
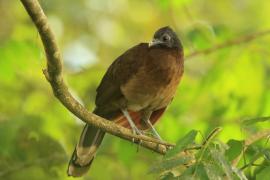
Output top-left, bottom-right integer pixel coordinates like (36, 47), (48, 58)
(67, 26), (184, 177)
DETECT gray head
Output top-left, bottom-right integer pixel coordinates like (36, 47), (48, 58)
(149, 26), (182, 49)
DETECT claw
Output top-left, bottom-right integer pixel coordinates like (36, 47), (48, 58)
(131, 126), (143, 143)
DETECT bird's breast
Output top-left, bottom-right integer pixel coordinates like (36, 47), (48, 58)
(121, 52), (183, 111)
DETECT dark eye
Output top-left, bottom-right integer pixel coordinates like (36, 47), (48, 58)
(162, 34), (171, 42)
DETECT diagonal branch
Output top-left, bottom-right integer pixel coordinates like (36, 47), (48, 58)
(186, 29), (270, 59)
(20, 0), (174, 155)
(73, 29), (270, 76)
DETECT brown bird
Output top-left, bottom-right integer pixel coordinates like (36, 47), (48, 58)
(68, 26), (184, 177)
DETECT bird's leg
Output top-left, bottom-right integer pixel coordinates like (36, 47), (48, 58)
(121, 109), (142, 136)
(142, 111), (163, 141)
(146, 120), (162, 141)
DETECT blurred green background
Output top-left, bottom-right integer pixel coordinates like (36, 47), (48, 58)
(0, 0), (270, 179)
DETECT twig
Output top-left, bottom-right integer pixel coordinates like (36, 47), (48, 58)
(202, 127), (223, 146)
(232, 129), (270, 167)
(197, 127), (223, 162)
(192, 127), (223, 179)
(239, 149), (268, 171)
(184, 127), (223, 151)
(20, 0), (174, 155)
(72, 29), (270, 76)
(186, 29), (270, 59)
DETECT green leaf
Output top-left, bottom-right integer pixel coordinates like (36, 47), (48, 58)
(196, 163), (209, 180)
(178, 164), (210, 180)
(263, 149), (270, 161)
(149, 156), (193, 174)
(203, 161), (224, 180)
(225, 139), (244, 161)
(165, 130), (198, 159)
(232, 167), (248, 180)
(210, 149), (233, 180)
(242, 116), (270, 126)
(256, 166), (270, 179)
(177, 165), (196, 180)
(160, 172), (177, 180)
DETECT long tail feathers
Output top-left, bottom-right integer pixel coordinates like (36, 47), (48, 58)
(67, 125), (105, 177)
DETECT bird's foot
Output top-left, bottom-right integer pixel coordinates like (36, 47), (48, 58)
(131, 128), (144, 152)
(130, 125), (143, 143)
(144, 119), (163, 142)
(131, 125), (142, 135)
(121, 109), (143, 143)
(151, 131), (163, 142)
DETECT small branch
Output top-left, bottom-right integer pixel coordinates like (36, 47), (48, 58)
(186, 29), (270, 59)
(197, 127), (223, 163)
(232, 129), (270, 167)
(184, 127), (223, 151)
(20, 0), (173, 155)
(202, 127), (222, 146)
(239, 149), (268, 171)
(73, 29), (270, 77)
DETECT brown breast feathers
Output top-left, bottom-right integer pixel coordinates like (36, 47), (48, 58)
(121, 44), (184, 111)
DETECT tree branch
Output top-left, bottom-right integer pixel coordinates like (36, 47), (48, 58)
(20, 0), (173, 155)
(73, 28), (270, 76)
(186, 29), (270, 59)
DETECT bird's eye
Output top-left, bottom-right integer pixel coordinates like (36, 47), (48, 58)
(162, 34), (171, 42)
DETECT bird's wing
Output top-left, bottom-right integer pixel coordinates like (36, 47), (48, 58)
(94, 43), (148, 118)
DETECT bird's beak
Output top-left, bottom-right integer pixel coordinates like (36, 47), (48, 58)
(149, 39), (163, 47)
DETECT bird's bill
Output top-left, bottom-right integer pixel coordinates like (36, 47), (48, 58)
(149, 39), (163, 47)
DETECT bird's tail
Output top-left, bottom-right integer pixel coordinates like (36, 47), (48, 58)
(67, 107), (166, 177)
(67, 124), (105, 177)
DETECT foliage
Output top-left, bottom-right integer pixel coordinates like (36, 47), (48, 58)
(1, 0), (270, 179)
(150, 125), (270, 179)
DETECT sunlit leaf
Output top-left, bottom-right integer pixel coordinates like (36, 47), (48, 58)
(203, 161), (224, 180)
(225, 139), (244, 161)
(256, 166), (270, 179)
(165, 130), (198, 159)
(195, 163), (209, 180)
(160, 172), (176, 180)
(210, 149), (233, 180)
(232, 167), (248, 180)
(242, 116), (270, 126)
(149, 156), (193, 174)
(177, 165), (196, 180)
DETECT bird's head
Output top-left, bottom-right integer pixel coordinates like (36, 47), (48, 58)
(149, 26), (182, 49)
